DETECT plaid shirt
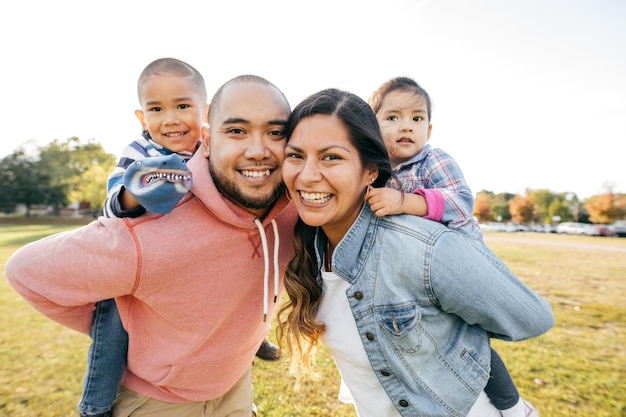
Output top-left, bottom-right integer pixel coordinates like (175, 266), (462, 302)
(391, 144), (482, 239)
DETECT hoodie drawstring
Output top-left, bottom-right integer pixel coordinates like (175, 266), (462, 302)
(254, 218), (280, 322)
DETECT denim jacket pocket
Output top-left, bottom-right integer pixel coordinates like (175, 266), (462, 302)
(376, 303), (421, 353)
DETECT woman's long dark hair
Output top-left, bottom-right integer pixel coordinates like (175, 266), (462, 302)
(276, 88), (392, 375)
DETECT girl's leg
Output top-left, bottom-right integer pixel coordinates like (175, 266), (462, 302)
(485, 348), (520, 410)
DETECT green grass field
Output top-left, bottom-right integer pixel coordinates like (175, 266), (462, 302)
(1, 219), (625, 416)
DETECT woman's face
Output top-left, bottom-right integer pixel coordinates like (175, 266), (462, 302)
(283, 114), (377, 244)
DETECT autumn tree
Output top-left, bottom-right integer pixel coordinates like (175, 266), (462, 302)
(585, 192), (626, 224)
(509, 191), (537, 223)
(473, 191), (493, 222)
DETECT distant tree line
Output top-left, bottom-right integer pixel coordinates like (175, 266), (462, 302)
(1, 138), (625, 224)
(474, 188), (626, 225)
(0, 138), (116, 216)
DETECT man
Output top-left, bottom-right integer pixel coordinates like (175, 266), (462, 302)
(6, 75), (296, 416)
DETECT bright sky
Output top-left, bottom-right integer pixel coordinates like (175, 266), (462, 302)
(1, 0), (624, 199)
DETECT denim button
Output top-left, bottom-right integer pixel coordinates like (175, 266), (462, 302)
(366, 332), (374, 341)
(381, 370), (390, 376)
(354, 291), (363, 299)
(399, 399), (409, 407)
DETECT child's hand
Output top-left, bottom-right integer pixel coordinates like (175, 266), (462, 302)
(123, 154), (193, 214)
(366, 186), (405, 217)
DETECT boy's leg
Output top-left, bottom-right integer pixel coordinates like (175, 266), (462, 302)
(255, 339), (280, 361)
(79, 299), (128, 416)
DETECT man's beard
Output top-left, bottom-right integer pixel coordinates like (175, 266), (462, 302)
(210, 165), (285, 211)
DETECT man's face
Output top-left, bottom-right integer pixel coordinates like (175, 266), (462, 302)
(203, 82), (290, 217)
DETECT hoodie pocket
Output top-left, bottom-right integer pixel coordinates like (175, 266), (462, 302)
(376, 303), (421, 353)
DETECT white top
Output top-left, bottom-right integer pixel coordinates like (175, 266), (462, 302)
(316, 270), (401, 417)
(316, 272), (501, 417)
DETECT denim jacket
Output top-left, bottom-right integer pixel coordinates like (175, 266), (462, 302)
(315, 204), (554, 417)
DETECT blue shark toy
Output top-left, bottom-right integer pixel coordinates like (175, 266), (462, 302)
(123, 154), (193, 214)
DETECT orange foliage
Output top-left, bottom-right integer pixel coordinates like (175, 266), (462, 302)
(585, 193), (626, 224)
(509, 192), (536, 223)
(473, 192), (493, 222)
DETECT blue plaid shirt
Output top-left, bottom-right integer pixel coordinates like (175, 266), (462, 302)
(390, 144), (482, 239)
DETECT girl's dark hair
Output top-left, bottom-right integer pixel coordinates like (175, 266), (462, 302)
(368, 76), (433, 122)
(277, 88), (392, 375)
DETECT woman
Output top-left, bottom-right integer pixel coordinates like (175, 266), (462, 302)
(277, 88), (554, 417)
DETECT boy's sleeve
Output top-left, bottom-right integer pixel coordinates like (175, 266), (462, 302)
(103, 141), (151, 218)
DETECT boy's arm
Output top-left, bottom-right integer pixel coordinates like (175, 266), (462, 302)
(105, 186), (146, 218)
(103, 141), (149, 218)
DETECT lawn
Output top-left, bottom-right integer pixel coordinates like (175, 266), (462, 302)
(1, 220), (625, 416)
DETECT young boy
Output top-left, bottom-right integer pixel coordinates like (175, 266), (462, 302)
(79, 57), (208, 417)
(366, 76), (537, 417)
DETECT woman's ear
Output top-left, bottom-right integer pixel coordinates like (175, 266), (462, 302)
(366, 165), (379, 185)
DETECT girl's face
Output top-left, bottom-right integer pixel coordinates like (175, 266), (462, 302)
(283, 114), (377, 245)
(376, 90), (432, 168)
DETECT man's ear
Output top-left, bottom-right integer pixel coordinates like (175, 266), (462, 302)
(204, 104), (210, 123)
(135, 109), (147, 129)
(426, 124), (433, 142)
(202, 123), (210, 158)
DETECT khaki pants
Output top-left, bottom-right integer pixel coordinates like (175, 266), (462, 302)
(113, 368), (255, 417)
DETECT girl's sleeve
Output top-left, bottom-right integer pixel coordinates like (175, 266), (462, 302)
(420, 149), (475, 230)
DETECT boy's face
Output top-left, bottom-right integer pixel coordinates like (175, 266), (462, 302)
(203, 82), (290, 217)
(376, 90), (432, 167)
(135, 75), (208, 153)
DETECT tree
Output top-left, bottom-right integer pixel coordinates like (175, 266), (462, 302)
(490, 192), (515, 222)
(72, 161), (116, 213)
(527, 189), (556, 224)
(0, 149), (65, 216)
(0, 137), (117, 215)
(509, 191), (537, 223)
(473, 191), (493, 222)
(40, 137), (117, 213)
(585, 192), (626, 224)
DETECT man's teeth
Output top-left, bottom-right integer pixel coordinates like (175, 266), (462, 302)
(164, 132), (185, 137)
(300, 192), (332, 203)
(242, 169), (270, 178)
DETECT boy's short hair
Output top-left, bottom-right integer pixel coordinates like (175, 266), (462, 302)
(137, 58), (207, 104)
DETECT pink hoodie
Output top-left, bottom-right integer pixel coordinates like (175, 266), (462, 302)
(5, 149), (297, 402)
